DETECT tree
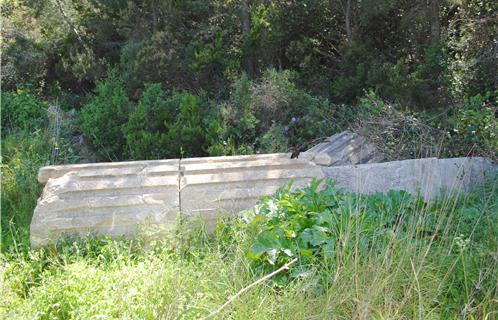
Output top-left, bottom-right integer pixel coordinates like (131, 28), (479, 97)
(241, 0), (255, 77)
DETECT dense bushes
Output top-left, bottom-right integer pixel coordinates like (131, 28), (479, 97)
(210, 69), (333, 155)
(1, 93), (78, 249)
(80, 77), (214, 161)
(1, 89), (47, 134)
(331, 42), (449, 109)
(125, 85), (211, 159)
(1, 133), (51, 249)
(77, 70), (497, 162)
(79, 70), (335, 160)
(80, 72), (131, 161)
(447, 91), (498, 159)
(243, 180), (423, 270)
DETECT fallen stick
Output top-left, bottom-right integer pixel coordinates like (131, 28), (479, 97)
(201, 257), (299, 320)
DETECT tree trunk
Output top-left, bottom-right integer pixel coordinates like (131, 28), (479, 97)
(53, 0), (84, 45)
(241, 0), (255, 77)
(430, 0), (440, 43)
(260, 0), (271, 66)
(345, 0), (353, 42)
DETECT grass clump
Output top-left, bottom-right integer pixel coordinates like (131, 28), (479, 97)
(1, 178), (497, 319)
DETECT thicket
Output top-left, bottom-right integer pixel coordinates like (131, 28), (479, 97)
(2, 0), (497, 161)
(79, 71), (496, 161)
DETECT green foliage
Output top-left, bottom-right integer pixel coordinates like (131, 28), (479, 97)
(447, 91), (498, 159)
(244, 179), (421, 270)
(124, 84), (213, 160)
(123, 83), (176, 160)
(352, 91), (445, 160)
(213, 69), (334, 154)
(1, 89), (47, 133)
(2, 1), (498, 317)
(80, 71), (131, 161)
(1, 121), (78, 250)
(447, 0), (497, 99)
(259, 123), (288, 153)
(332, 42), (449, 109)
(1, 132), (50, 250)
(1, 35), (47, 92)
(241, 178), (498, 316)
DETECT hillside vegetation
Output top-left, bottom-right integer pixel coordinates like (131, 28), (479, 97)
(1, 1), (497, 319)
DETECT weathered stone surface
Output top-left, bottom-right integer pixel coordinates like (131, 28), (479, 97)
(31, 154), (496, 247)
(300, 131), (383, 166)
(180, 154), (324, 226)
(31, 159), (180, 247)
(322, 157), (497, 200)
(31, 154), (323, 246)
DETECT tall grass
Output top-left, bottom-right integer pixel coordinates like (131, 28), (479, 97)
(1, 178), (496, 319)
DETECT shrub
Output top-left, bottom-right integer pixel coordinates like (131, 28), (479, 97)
(447, 91), (498, 160)
(0, 130), (78, 250)
(250, 69), (299, 133)
(259, 123), (289, 153)
(167, 91), (210, 158)
(217, 74), (259, 149)
(1, 132), (50, 250)
(240, 178), (498, 316)
(332, 42), (449, 110)
(214, 70), (335, 155)
(1, 36), (47, 91)
(80, 71), (131, 161)
(123, 83), (175, 160)
(353, 91), (445, 160)
(124, 84), (213, 159)
(1, 89), (47, 134)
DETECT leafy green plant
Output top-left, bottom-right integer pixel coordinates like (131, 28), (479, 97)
(214, 69), (335, 155)
(243, 179), (421, 272)
(1, 89), (47, 134)
(123, 83), (176, 160)
(2, 176), (496, 318)
(258, 123), (288, 153)
(1, 129), (77, 250)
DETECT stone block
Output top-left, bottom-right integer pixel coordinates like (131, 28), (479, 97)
(179, 154), (324, 229)
(31, 159), (180, 247)
(300, 131), (383, 166)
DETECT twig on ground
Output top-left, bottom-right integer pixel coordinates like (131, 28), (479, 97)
(200, 258), (298, 320)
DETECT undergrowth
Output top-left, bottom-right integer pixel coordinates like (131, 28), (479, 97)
(1, 179), (496, 319)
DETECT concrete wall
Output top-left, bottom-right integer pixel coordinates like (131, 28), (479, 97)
(31, 156), (496, 247)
